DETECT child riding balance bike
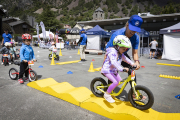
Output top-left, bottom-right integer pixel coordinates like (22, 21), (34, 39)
(48, 42), (59, 60)
(0, 42), (13, 65)
(90, 35), (154, 110)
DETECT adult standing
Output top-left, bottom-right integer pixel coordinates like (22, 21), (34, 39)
(106, 15), (143, 84)
(149, 39), (158, 59)
(77, 29), (87, 61)
(66, 39), (70, 50)
(1, 29), (12, 47)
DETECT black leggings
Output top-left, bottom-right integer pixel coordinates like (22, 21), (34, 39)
(108, 53), (137, 85)
(19, 62), (29, 79)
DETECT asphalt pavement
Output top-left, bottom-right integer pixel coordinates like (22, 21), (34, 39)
(0, 46), (180, 120)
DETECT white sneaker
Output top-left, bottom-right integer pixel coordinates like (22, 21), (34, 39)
(104, 93), (115, 103)
(9, 63), (11, 65)
(1, 63), (3, 65)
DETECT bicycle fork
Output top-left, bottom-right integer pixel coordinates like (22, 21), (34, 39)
(131, 81), (141, 100)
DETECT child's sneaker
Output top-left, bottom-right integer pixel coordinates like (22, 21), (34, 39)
(104, 93), (115, 103)
(1, 63), (3, 65)
(9, 62), (11, 65)
(18, 78), (24, 84)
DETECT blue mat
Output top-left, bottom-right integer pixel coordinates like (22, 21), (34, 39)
(67, 71), (73, 74)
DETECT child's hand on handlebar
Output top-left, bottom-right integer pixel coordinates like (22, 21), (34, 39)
(23, 60), (27, 62)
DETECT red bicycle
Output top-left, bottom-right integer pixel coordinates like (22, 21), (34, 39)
(9, 60), (37, 82)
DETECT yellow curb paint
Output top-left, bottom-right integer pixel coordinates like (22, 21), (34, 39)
(56, 60), (81, 65)
(28, 78), (180, 120)
(157, 63), (180, 67)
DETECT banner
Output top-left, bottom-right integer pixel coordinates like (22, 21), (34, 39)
(36, 23), (40, 42)
(40, 21), (46, 40)
(49, 29), (50, 40)
(55, 35), (58, 43)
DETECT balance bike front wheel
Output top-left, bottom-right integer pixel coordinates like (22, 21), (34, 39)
(90, 77), (107, 97)
(56, 55), (59, 61)
(29, 70), (37, 82)
(128, 85), (154, 110)
(48, 54), (52, 60)
(9, 68), (19, 80)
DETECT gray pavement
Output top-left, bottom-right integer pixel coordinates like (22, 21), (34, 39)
(0, 46), (180, 120)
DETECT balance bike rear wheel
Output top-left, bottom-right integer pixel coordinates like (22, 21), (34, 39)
(9, 68), (19, 80)
(3, 58), (8, 66)
(90, 77), (107, 97)
(128, 85), (154, 110)
(29, 70), (37, 82)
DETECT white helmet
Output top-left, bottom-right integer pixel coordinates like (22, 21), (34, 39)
(113, 35), (131, 48)
(4, 42), (11, 46)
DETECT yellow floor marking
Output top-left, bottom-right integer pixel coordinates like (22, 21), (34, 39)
(159, 74), (180, 80)
(94, 67), (102, 71)
(56, 60), (81, 65)
(157, 63), (180, 67)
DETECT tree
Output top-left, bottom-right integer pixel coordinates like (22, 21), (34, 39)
(130, 5), (138, 16)
(150, 4), (162, 15)
(116, 0), (122, 4)
(36, 6), (63, 32)
(20, 14), (29, 23)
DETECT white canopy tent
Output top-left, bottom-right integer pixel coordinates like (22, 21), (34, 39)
(33, 31), (63, 39)
(159, 22), (180, 60)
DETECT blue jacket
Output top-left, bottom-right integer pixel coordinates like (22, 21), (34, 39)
(80, 33), (87, 45)
(20, 45), (35, 62)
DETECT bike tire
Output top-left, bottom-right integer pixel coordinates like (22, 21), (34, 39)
(128, 85), (154, 110)
(90, 77), (107, 97)
(29, 70), (37, 82)
(48, 54), (52, 60)
(4, 58), (7, 66)
(9, 68), (19, 80)
(56, 55), (59, 61)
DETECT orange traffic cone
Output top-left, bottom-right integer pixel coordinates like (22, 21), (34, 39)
(88, 62), (95, 72)
(50, 54), (56, 65)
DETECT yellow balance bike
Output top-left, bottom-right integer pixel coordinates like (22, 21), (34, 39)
(90, 66), (154, 110)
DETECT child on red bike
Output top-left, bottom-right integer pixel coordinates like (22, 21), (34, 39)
(0, 42), (13, 65)
(101, 35), (134, 103)
(10, 42), (17, 60)
(18, 34), (36, 84)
